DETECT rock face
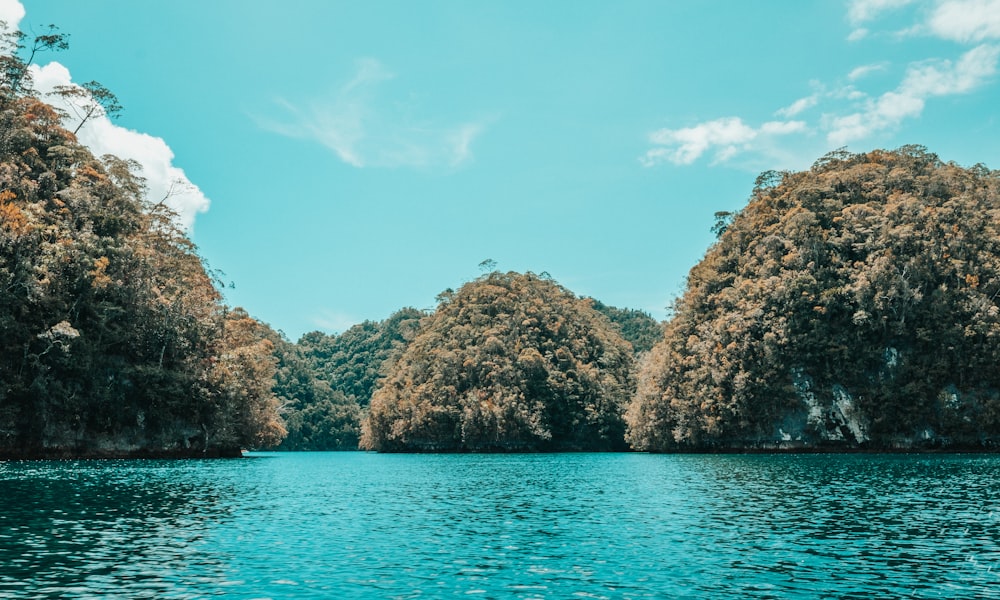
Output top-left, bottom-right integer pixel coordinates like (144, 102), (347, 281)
(361, 272), (635, 452)
(626, 147), (1000, 452)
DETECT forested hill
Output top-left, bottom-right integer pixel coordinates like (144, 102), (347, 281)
(274, 299), (661, 451)
(273, 308), (423, 450)
(627, 147), (1000, 452)
(8, 25), (999, 457)
(361, 272), (636, 452)
(0, 37), (284, 458)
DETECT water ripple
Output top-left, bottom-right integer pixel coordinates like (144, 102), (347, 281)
(2, 453), (999, 598)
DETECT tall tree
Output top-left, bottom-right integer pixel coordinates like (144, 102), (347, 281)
(50, 81), (123, 134)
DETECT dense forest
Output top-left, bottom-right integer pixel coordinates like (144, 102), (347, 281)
(360, 272), (636, 451)
(5, 25), (1000, 457)
(274, 308), (422, 450)
(274, 297), (659, 451)
(590, 300), (663, 355)
(627, 147), (1000, 451)
(0, 25), (284, 457)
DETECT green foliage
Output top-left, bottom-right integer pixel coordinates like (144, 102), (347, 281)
(299, 307), (423, 406)
(0, 41), (284, 457)
(273, 308), (422, 450)
(627, 147), (1000, 451)
(271, 335), (361, 450)
(711, 211), (735, 239)
(589, 300), (663, 355)
(0, 22), (69, 96)
(361, 272), (635, 452)
(50, 81), (123, 135)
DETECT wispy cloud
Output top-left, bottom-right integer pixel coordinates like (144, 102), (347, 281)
(847, 0), (917, 25)
(259, 58), (490, 170)
(846, 0), (917, 39)
(641, 0), (1000, 169)
(641, 117), (806, 167)
(848, 62), (889, 80)
(827, 43), (1000, 145)
(776, 94), (820, 118)
(927, 0), (1000, 43)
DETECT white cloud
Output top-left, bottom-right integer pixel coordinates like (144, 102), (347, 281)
(831, 1), (1000, 146)
(260, 58), (488, 169)
(642, 0), (1000, 170)
(846, 0), (916, 38)
(927, 0), (1000, 43)
(0, 0), (24, 31)
(827, 44), (999, 144)
(776, 94), (819, 118)
(0, 0), (208, 231)
(848, 27), (871, 42)
(641, 117), (805, 167)
(829, 84), (869, 101)
(448, 123), (486, 167)
(848, 0), (916, 25)
(760, 120), (808, 135)
(902, 43), (1000, 95)
(644, 40), (999, 167)
(848, 62), (888, 80)
(32, 63), (210, 231)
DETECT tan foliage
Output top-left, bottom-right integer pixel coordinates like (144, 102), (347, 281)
(361, 271), (635, 452)
(628, 147), (1000, 451)
(0, 87), (285, 456)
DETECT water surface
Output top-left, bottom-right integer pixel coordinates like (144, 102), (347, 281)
(1, 453), (998, 598)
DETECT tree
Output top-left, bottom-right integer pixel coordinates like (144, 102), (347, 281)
(710, 211), (734, 238)
(589, 300), (663, 355)
(627, 148), (1000, 451)
(361, 272), (635, 452)
(0, 24), (285, 457)
(298, 307), (423, 406)
(50, 80), (123, 134)
(274, 307), (423, 450)
(271, 334), (362, 450)
(0, 23), (68, 95)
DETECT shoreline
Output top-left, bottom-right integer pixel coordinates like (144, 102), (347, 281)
(7, 445), (1000, 460)
(0, 447), (244, 460)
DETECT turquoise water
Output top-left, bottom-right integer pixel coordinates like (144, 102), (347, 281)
(1, 453), (999, 599)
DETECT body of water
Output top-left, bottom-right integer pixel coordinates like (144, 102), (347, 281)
(1, 452), (998, 598)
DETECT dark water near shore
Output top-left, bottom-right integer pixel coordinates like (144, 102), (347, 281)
(1, 452), (999, 599)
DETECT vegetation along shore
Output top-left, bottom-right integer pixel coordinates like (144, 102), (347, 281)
(3, 23), (1000, 457)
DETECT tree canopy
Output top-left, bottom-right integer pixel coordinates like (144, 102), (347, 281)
(627, 147), (1000, 451)
(361, 271), (635, 452)
(589, 300), (662, 355)
(298, 308), (423, 406)
(273, 308), (422, 450)
(0, 29), (284, 457)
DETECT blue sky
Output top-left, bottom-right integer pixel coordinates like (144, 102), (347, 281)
(7, 0), (1000, 339)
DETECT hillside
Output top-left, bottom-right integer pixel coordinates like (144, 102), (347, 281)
(627, 147), (1000, 451)
(361, 271), (635, 452)
(0, 50), (284, 457)
(275, 308), (422, 450)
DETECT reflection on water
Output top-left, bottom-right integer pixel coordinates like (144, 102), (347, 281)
(2, 453), (999, 598)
